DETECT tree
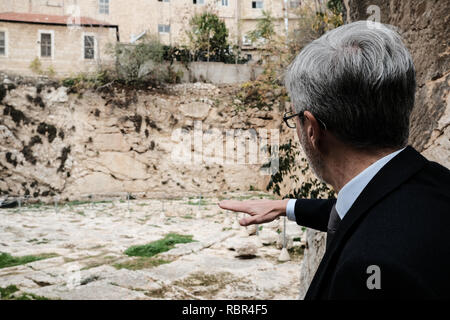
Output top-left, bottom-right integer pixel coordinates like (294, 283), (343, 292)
(112, 35), (167, 84)
(247, 10), (275, 44)
(187, 12), (230, 62)
(327, 0), (344, 14)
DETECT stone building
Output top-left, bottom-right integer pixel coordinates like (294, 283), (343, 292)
(0, 11), (118, 76)
(0, 0), (303, 43)
(0, 0), (305, 75)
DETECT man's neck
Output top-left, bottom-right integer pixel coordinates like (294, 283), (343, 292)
(325, 145), (400, 193)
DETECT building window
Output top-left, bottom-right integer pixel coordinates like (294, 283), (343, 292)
(0, 31), (5, 56)
(99, 0), (109, 14)
(84, 35), (95, 59)
(221, 0), (229, 6)
(290, 1), (301, 8)
(252, 1), (263, 9)
(193, 0), (204, 4)
(158, 24), (170, 33)
(40, 33), (52, 58)
(46, 1), (63, 7)
(242, 35), (252, 46)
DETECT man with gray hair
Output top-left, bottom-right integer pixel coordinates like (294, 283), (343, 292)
(219, 21), (450, 299)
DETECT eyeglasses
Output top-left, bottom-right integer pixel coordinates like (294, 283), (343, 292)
(283, 111), (328, 130)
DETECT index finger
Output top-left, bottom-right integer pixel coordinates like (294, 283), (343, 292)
(218, 200), (251, 214)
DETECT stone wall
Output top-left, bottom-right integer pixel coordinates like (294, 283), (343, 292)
(0, 79), (285, 201)
(298, 0), (450, 299)
(178, 62), (264, 84)
(346, 0), (450, 160)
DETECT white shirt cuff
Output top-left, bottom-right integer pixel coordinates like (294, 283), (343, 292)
(286, 199), (297, 221)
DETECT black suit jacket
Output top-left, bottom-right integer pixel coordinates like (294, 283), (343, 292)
(293, 146), (450, 299)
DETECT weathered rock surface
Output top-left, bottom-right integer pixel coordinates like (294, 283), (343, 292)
(0, 194), (304, 300)
(0, 82), (285, 200)
(347, 0), (450, 163)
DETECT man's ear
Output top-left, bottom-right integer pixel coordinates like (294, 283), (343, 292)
(303, 111), (323, 149)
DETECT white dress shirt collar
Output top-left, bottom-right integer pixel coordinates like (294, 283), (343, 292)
(335, 147), (406, 220)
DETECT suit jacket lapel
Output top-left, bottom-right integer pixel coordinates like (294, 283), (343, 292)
(305, 146), (428, 299)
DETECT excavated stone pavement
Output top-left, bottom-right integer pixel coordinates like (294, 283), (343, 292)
(0, 193), (305, 300)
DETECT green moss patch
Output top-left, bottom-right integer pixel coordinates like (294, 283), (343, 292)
(0, 252), (58, 269)
(0, 285), (50, 300)
(0, 285), (19, 299)
(124, 233), (195, 258)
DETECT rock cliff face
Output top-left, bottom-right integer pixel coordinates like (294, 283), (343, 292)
(347, 0), (450, 163)
(0, 80), (286, 201)
(298, 0), (450, 299)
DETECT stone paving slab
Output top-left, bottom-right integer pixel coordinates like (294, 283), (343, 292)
(0, 194), (305, 300)
(27, 280), (149, 300)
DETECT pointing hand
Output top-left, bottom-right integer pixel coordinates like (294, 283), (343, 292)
(218, 199), (289, 226)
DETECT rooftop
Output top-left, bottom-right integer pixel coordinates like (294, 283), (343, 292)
(0, 12), (117, 27)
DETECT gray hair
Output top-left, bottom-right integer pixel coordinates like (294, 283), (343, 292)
(285, 21), (416, 149)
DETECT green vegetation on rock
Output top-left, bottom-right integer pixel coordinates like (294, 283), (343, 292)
(124, 233), (195, 258)
(0, 285), (50, 300)
(0, 252), (58, 269)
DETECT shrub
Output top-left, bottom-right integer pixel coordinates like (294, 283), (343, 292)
(61, 68), (114, 91)
(46, 65), (56, 78)
(29, 57), (58, 77)
(29, 57), (43, 74)
(263, 139), (335, 200)
(112, 36), (170, 85)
